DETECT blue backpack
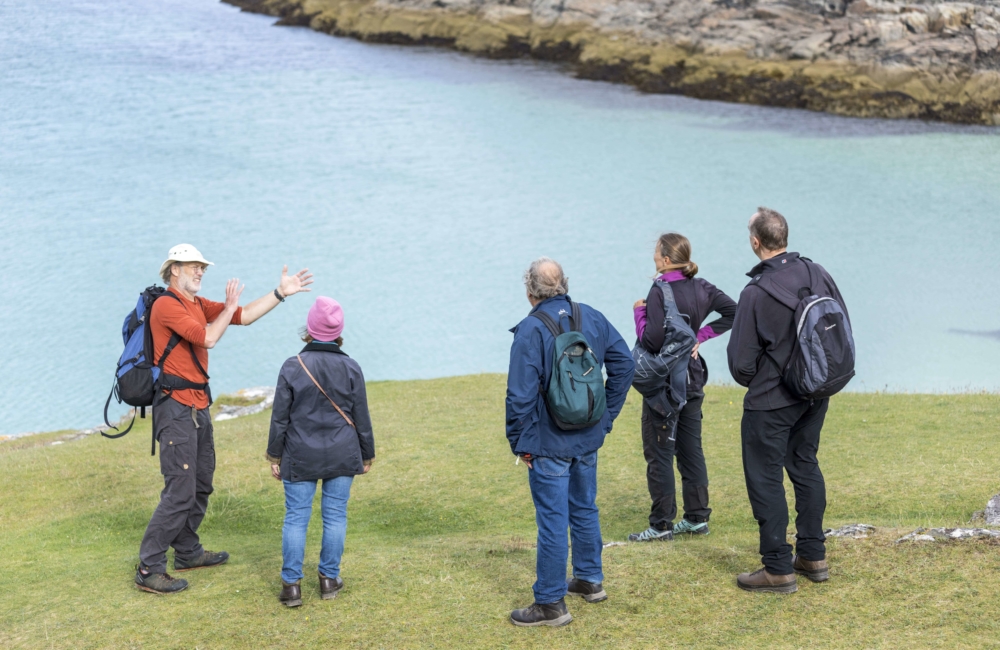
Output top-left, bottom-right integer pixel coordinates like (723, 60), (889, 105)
(102, 286), (194, 443)
(752, 259), (855, 400)
(531, 301), (607, 431)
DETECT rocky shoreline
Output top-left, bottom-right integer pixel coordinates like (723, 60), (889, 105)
(222, 0), (1000, 125)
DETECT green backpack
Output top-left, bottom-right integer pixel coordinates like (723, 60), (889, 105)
(532, 301), (607, 431)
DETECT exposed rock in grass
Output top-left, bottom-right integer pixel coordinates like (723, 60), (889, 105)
(222, 0), (1000, 124)
(825, 523), (875, 538)
(214, 386), (276, 421)
(896, 527), (1000, 542)
(984, 492), (1000, 525)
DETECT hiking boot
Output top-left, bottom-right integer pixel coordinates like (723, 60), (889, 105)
(174, 550), (230, 572)
(279, 581), (302, 607)
(736, 568), (798, 594)
(628, 526), (674, 542)
(793, 555), (829, 582)
(319, 573), (344, 600)
(135, 566), (188, 594)
(510, 599), (572, 627)
(673, 519), (710, 535)
(566, 578), (607, 603)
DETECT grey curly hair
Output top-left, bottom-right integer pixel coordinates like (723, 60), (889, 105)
(523, 257), (569, 301)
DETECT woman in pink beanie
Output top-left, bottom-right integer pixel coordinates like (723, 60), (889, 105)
(265, 297), (375, 607)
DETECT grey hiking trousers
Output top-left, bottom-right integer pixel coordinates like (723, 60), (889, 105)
(138, 397), (215, 573)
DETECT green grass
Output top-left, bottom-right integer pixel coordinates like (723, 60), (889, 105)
(2, 376), (999, 649)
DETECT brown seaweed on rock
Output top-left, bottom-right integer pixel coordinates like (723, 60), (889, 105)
(221, 0), (1000, 125)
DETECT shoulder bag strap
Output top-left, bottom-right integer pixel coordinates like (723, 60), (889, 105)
(297, 355), (355, 429)
(657, 280), (677, 322)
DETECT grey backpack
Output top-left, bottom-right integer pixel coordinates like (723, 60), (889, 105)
(631, 280), (697, 408)
(753, 259), (855, 400)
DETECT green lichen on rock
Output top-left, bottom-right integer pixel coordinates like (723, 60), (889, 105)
(223, 0), (1000, 125)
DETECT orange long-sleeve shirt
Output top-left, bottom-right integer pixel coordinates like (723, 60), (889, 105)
(149, 290), (243, 409)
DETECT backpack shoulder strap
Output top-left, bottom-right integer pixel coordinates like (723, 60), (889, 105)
(657, 279), (680, 312)
(185, 340), (209, 379)
(530, 310), (564, 339)
(157, 332), (182, 369)
(801, 259), (821, 299)
(569, 301), (582, 333)
(145, 291), (184, 365)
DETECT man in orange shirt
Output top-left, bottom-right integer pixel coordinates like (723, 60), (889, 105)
(135, 244), (313, 595)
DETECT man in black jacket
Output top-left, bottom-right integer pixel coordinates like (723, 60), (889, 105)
(727, 207), (849, 594)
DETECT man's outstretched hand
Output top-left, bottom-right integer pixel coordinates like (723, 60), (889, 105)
(278, 266), (314, 298)
(225, 278), (244, 313)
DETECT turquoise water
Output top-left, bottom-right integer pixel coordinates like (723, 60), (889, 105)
(2, 0), (999, 435)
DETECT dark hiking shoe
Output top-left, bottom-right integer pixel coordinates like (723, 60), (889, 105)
(673, 519), (710, 535)
(566, 578), (607, 603)
(174, 550), (230, 572)
(135, 566), (188, 594)
(793, 555), (829, 582)
(510, 599), (573, 627)
(628, 526), (673, 542)
(736, 568), (797, 594)
(319, 573), (344, 600)
(279, 582), (302, 607)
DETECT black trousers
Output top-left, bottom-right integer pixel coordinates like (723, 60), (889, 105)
(741, 399), (828, 575)
(138, 397), (215, 573)
(641, 395), (711, 530)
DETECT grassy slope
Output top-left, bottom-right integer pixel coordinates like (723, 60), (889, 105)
(1, 375), (999, 649)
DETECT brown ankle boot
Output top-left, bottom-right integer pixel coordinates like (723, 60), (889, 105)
(793, 555), (829, 582)
(279, 581), (302, 607)
(736, 568), (797, 594)
(319, 573), (344, 600)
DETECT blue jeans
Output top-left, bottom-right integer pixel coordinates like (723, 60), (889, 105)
(281, 476), (353, 584)
(528, 452), (603, 604)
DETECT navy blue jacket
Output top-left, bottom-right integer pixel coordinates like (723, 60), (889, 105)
(267, 341), (375, 481)
(506, 295), (635, 458)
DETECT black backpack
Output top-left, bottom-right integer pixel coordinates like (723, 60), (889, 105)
(103, 286), (209, 452)
(752, 259), (855, 400)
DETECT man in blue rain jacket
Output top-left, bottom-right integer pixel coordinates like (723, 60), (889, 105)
(505, 257), (635, 628)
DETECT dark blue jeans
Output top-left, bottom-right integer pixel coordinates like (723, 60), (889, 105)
(527, 452), (603, 604)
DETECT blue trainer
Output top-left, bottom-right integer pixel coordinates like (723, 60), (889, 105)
(673, 519), (710, 535)
(628, 526), (674, 542)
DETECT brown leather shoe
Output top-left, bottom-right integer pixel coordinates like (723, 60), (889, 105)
(279, 581), (302, 607)
(319, 573), (344, 600)
(736, 568), (798, 594)
(793, 555), (829, 582)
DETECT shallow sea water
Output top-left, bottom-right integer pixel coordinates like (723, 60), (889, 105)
(2, 0), (999, 435)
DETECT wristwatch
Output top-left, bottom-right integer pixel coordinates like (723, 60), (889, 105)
(274, 288), (285, 302)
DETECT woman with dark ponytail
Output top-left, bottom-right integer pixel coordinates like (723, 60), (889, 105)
(628, 233), (737, 542)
